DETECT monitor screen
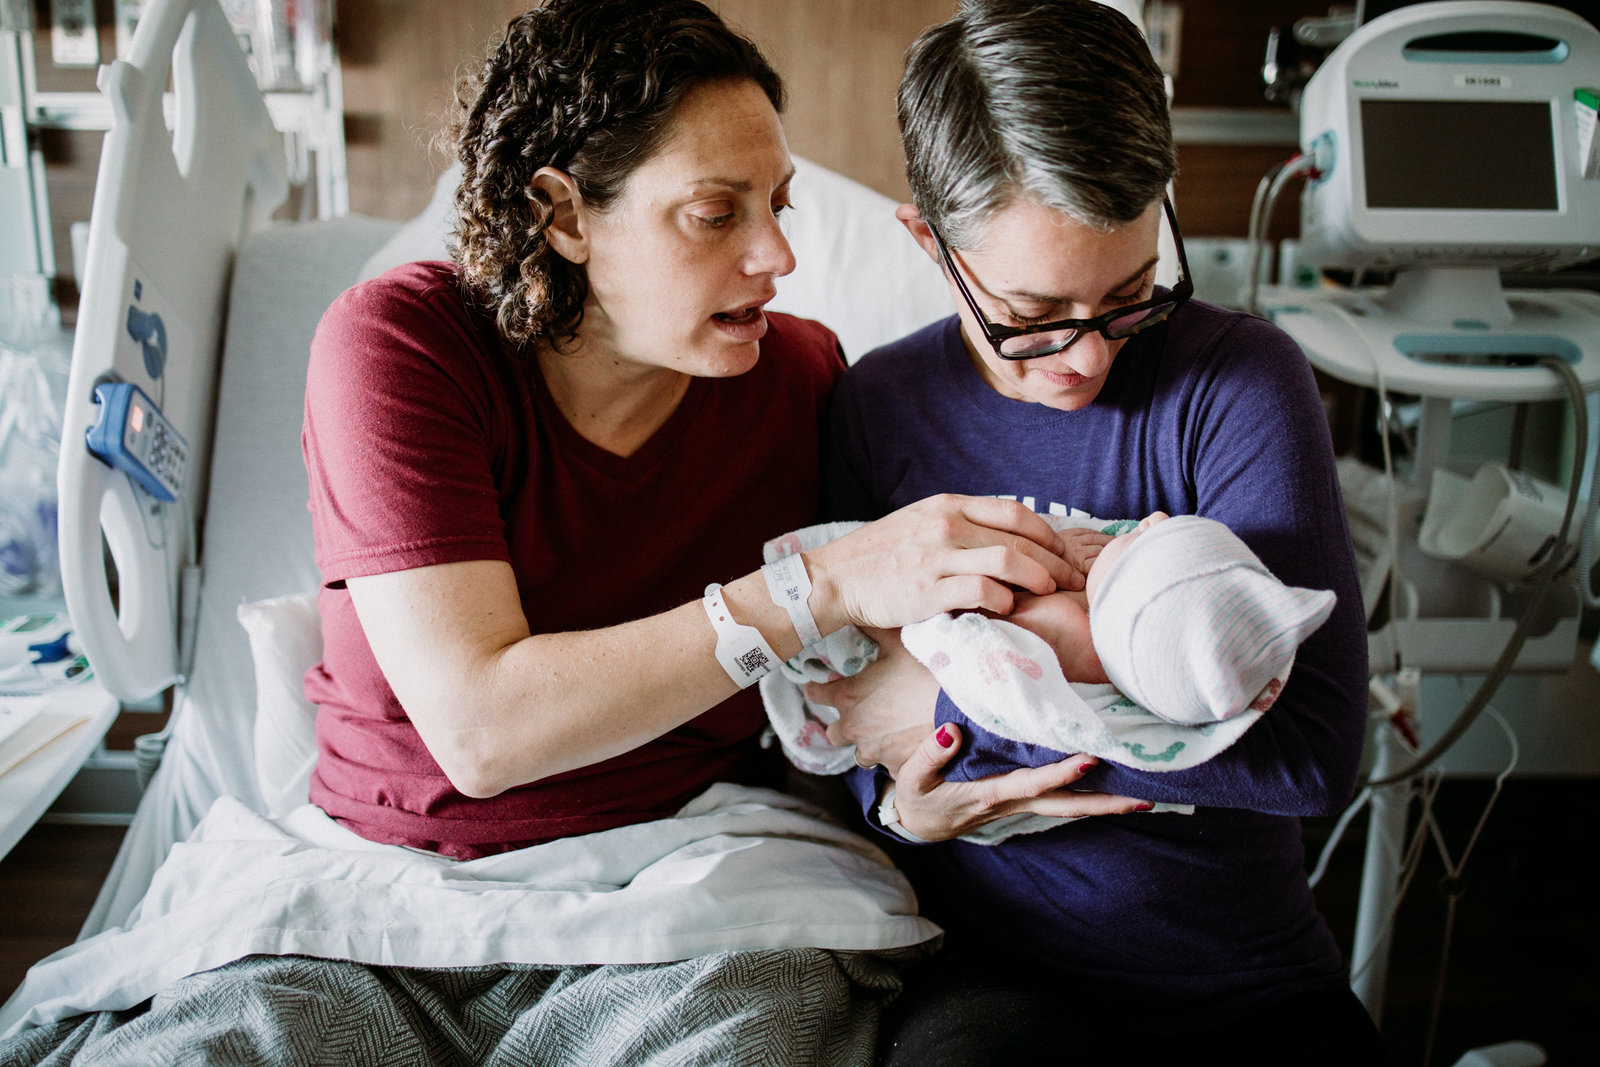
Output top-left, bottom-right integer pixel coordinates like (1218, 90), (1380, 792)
(1360, 99), (1558, 211)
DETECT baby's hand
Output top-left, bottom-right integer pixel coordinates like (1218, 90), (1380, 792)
(810, 627), (941, 776)
(1054, 527), (1112, 591)
(1083, 511), (1171, 602)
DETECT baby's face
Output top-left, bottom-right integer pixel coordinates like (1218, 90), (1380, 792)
(1086, 511), (1169, 602)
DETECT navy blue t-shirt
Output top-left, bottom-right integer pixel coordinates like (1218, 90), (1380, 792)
(824, 302), (1367, 1014)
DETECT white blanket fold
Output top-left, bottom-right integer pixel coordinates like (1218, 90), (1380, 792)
(0, 784), (938, 1038)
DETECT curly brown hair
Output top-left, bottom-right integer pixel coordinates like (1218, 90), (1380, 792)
(449, 0), (784, 350)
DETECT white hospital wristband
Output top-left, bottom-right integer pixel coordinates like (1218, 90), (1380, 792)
(702, 583), (778, 688)
(761, 553), (822, 648)
(877, 783), (932, 844)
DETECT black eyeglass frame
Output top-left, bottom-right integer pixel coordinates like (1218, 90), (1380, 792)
(929, 197), (1194, 361)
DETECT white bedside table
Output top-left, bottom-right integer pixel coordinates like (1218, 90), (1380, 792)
(0, 676), (121, 864)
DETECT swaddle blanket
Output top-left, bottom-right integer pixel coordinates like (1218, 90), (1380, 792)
(761, 516), (1333, 782)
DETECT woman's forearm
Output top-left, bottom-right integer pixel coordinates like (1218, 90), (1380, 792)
(351, 562), (800, 797)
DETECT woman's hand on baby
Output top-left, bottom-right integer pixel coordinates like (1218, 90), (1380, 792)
(809, 627), (939, 775)
(808, 495), (1077, 631)
(887, 723), (1153, 841)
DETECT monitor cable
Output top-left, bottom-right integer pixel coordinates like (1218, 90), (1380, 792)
(1364, 354), (1591, 787)
(1245, 153), (1320, 317)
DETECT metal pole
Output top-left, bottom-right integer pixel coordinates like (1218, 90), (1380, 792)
(1351, 710), (1412, 1022)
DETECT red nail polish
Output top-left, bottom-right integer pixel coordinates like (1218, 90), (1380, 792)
(936, 725), (954, 748)
(1079, 763), (1096, 774)
(1136, 802), (1155, 811)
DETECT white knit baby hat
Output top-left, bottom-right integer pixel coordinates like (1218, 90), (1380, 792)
(1088, 515), (1337, 726)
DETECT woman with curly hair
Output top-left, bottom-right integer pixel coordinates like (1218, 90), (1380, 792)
(301, 0), (1137, 866)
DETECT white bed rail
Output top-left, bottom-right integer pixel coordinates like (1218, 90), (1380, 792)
(56, 0), (288, 703)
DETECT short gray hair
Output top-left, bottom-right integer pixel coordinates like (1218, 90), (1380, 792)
(898, 0), (1176, 248)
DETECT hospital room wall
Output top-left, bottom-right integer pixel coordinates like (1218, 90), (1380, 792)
(27, 2), (1309, 310)
(333, 0), (1307, 232)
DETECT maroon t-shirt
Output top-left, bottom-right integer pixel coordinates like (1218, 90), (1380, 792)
(301, 261), (844, 857)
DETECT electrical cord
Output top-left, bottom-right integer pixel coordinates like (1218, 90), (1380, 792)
(1578, 399), (1600, 610)
(1346, 770), (1439, 986)
(1418, 700), (1519, 1067)
(1339, 700), (1516, 1056)
(1246, 153), (1320, 316)
(1305, 782), (1368, 890)
(1245, 159), (1289, 314)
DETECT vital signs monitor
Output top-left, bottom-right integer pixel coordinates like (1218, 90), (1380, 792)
(1298, 0), (1600, 275)
(1269, 1), (1600, 400)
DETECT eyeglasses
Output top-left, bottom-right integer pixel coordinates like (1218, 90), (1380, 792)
(929, 198), (1194, 361)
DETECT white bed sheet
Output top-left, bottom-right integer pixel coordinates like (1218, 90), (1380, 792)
(2, 784), (937, 1038)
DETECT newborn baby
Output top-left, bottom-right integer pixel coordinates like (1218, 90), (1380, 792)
(1005, 512), (1337, 725)
(759, 513), (1337, 780)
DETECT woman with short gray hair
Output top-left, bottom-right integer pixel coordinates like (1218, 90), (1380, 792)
(813, 1), (1390, 1061)
(898, 0), (1176, 242)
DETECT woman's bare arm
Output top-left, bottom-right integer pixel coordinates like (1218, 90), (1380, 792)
(350, 493), (1079, 797)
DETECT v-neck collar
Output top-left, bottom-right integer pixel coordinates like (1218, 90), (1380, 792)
(520, 341), (711, 482)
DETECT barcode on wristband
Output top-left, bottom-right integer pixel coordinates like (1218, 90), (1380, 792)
(703, 582), (778, 688)
(734, 647), (771, 678)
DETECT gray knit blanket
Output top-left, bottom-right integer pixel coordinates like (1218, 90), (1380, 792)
(0, 948), (916, 1066)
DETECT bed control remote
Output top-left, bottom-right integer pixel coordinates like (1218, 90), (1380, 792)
(84, 381), (188, 502)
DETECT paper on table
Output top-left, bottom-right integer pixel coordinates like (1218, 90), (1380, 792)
(0, 697), (88, 776)
(0, 695), (47, 752)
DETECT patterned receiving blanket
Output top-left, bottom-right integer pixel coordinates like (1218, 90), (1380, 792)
(762, 519), (1273, 843)
(0, 949), (913, 1066)
(0, 784), (939, 1064)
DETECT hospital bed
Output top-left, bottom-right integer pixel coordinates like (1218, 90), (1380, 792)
(55, 0), (956, 936)
(2, 0), (954, 1055)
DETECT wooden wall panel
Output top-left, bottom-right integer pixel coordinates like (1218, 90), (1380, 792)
(333, 2), (1315, 230)
(1173, 143), (1303, 240)
(1173, 0), (1319, 108)
(710, 0), (957, 205)
(335, 0), (957, 220)
(336, 0), (521, 221)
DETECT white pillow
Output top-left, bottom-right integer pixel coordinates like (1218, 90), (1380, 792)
(238, 591), (323, 817)
(356, 163), (461, 283)
(772, 156), (950, 362)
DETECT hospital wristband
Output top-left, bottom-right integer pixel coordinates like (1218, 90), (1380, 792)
(877, 783), (932, 844)
(761, 553), (822, 648)
(702, 583), (778, 688)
